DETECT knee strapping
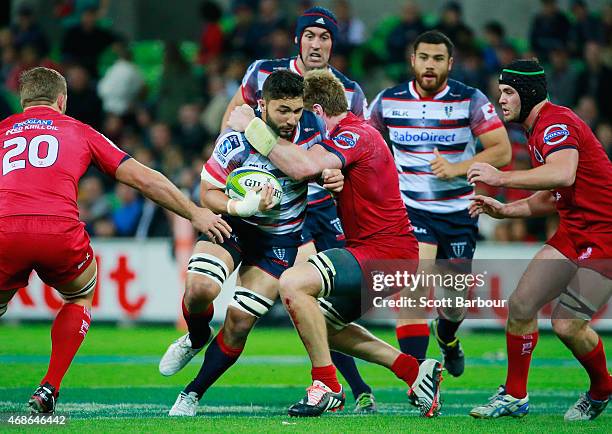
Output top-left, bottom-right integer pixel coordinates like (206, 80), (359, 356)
(230, 287), (273, 318)
(307, 252), (336, 298)
(58, 273), (97, 301)
(318, 298), (348, 330)
(187, 253), (229, 288)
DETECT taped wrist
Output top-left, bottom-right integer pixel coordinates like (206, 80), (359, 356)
(227, 190), (261, 217)
(245, 118), (278, 157)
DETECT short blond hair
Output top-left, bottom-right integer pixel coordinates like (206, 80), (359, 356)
(19, 67), (67, 108)
(303, 69), (347, 117)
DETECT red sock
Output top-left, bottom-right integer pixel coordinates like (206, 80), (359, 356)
(575, 337), (612, 401)
(504, 331), (538, 398)
(391, 353), (420, 386)
(182, 297), (214, 348)
(312, 364), (341, 393)
(41, 303), (91, 392)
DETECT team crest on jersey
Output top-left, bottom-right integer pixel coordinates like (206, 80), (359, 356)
(543, 124), (570, 146)
(332, 131), (360, 149)
(273, 248), (286, 260)
(444, 106), (453, 118)
(214, 133), (244, 167)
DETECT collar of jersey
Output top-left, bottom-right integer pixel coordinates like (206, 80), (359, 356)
(409, 80), (450, 101)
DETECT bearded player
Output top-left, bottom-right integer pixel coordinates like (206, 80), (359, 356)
(228, 70), (443, 418)
(368, 30), (511, 374)
(221, 5), (376, 412)
(468, 59), (612, 421)
(0, 67), (231, 414)
(159, 70), (342, 416)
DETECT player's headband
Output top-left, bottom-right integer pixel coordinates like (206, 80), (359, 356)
(295, 7), (338, 47)
(499, 60), (547, 123)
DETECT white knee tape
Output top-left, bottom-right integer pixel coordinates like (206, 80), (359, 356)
(59, 274), (97, 301)
(307, 252), (336, 298)
(187, 253), (229, 288)
(318, 298), (348, 330)
(230, 287), (274, 318)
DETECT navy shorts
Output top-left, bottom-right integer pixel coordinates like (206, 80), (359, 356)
(198, 216), (300, 279)
(301, 198), (345, 250)
(407, 206), (478, 271)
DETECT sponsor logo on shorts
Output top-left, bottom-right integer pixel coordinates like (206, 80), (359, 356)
(273, 248), (286, 260)
(578, 247), (593, 261)
(450, 241), (467, 258)
(543, 124), (570, 146)
(77, 252), (91, 270)
(332, 131), (360, 149)
(330, 218), (344, 234)
(412, 226), (427, 235)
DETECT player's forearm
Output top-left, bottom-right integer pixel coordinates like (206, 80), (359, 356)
(201, 188), (230, 215)
(267, 138), (321, 181)
(453, 143), (512, 176)
(503, 191), (556, 218)
(139, 170), (197, 221)
(499, 164), (574, 190)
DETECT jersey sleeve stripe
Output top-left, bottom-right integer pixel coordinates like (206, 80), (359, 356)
(201, 166), (226, 189)
(319, 142), (346, 168)
(543, 144), (578, 158)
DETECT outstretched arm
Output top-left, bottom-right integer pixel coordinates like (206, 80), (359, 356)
(467, 149), (578, 190)
(469, 190), (557, 219)
(115, 158), (231, 241)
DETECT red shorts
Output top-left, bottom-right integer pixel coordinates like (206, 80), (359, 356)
(547, 225), (612, 279)
(0, 216), (94, 291)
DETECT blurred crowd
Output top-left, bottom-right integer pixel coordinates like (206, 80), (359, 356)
(0, 0), (611, 244)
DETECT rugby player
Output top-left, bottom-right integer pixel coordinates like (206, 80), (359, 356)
(468, 59), (612, 421)
(368, 30), (511, 374)
(160, 70), (342, 416)
(222, 5), (376, 412)
(228, 70), (443, 418)
(0, 67), (231, 414)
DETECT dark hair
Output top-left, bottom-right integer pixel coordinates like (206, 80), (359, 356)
(200, 1), (222, 22)
(484, 21), (505, 39)
(262, 70), (304, 102)
(413, 30), (454, 57)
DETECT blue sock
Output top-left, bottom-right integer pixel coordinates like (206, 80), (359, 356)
(331, 351), (371, 400)
(396, 324), (429, 362)
(436, 318), (463, 344)
(184, 330), (243, 398)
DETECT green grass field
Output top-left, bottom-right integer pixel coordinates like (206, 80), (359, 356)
(0, 324), (610, 433)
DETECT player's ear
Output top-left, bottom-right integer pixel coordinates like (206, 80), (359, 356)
(57, 93), (67, 113)
(312, 103), (324, 117)
(448, 56), (454, 72)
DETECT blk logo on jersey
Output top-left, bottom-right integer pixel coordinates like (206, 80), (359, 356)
(543, 124), (570, 146)
(332, 131), (360, 149)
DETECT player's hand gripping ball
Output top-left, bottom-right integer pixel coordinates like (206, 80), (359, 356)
(226, 167), (283, 208)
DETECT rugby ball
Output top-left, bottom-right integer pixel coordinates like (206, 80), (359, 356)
(225, 167), (283, 208)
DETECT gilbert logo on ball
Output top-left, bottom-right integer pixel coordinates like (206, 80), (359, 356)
(225, 167), (283, 207)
